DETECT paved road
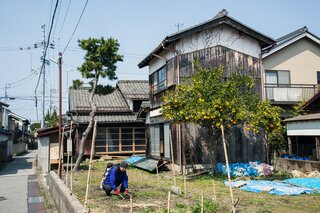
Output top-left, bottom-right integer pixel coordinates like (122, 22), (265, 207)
(0, 150), (46, 213)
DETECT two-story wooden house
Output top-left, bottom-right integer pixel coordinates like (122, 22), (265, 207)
(138, 10), (275, 171)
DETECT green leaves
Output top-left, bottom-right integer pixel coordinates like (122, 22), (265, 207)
(77, 37), (123, 94)
(162, 64), (282, 134)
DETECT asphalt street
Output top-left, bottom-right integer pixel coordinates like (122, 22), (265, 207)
(0, 149), (45, 213)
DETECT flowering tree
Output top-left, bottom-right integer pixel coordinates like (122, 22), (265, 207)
(162, 64), (282, 211)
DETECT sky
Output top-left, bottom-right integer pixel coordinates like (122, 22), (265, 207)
(1, 0), (320, 124)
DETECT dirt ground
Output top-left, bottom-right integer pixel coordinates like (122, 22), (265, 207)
(69, 160), (320, 213)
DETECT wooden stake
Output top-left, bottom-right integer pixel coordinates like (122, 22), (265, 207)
(70, 155), (73, 192)
(167, 191), (171, 213)
(140, 171), (143, 187)
(84, 121), (97, 212)
(184, 175), (187, 197)
(169, 131), (176, 186)
(201, 192), (204, 213)
(156, 165), (160, 188)
(221, 125), (235, 213)
(212, 180), (217, 203)
(66, 121), (73, 187)
(130, 195), (133, 213)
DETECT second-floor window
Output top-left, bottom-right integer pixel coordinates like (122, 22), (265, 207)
(265, 70), (290, 86)
(151, 65), (167, 93)
(317, 71), (320, 84)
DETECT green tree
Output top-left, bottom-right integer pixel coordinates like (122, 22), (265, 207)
(45, 109), (58, 127)
(73, 37), (123, 171)
(162, 64), (282, 212)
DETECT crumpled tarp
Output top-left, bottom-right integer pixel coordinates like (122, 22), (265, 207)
(217, 161), (273, 177)
(283, 178), (320, 192)
(224, 180), (314, 196)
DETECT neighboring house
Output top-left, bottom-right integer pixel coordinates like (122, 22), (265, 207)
(0, 102), (30, 159)
(278, 92), (320, 172)
(285, 92), (320, 161)
(68, 80), (148, 157)
(262, 27), (320, 113)
(0, 101), (11, 161)
(8, 112), (30, 142)
(138, 9), (275, 171)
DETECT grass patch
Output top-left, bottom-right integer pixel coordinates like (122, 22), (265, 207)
(69, 160), (320, 213)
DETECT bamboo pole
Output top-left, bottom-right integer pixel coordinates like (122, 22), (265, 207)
(66, 121), (73, 187)
(156, 165), (160, 188)
(169, 131), (176, 186)
(201, 192), (204, 213)
(84, 121), (97, 212)
(167, 191), (171, 213)
(70, 155), (73, 192)
(212, 180), (217, 203)
(184, 175), (187, 197)
(221, 125), (235, 213)
(130, 195), (133, 213)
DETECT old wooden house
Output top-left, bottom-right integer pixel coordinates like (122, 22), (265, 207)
(138, 9), (275, 172)
(69, 80), (148, 157)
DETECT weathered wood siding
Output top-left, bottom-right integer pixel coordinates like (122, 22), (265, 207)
(181, 124), (265, 164)
(149, 45), (262, 109)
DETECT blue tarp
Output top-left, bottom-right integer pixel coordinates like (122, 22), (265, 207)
(126, 156), (144, 164)
(217, 161), (273, 177)
(283, 178), (320, 192)
(225, 180), (315, 196)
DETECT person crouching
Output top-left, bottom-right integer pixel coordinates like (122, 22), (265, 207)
(102, 161), (129, 196)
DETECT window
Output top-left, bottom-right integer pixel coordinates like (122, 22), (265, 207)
(133, 100), (143, 112)
(151, 66), (167, 93)
(317, 71), (320, 84)
(265, 70), (290, 85)
(149, 123), (170, 158)
(94, 127), (146, 153)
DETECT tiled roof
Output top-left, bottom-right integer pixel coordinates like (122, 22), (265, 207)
(69, 88), (130, 113)
(117, 80), (149, 99)
(263, 26), (320, 58)
(284, 113), (320, 122)
(72, 114), (142, 124)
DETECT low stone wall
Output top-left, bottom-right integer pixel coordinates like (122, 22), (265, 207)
(13, 142), (27, 155)
(274, 157), (320, 172)
(48, 171), (83, 213)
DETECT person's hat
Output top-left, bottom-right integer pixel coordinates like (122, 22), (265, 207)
(120, 161), (128, 169)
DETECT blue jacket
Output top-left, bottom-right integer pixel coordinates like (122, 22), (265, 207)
(103, 166), (128, 190)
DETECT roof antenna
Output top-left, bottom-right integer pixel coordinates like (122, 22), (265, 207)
(175, 23), (184, 32)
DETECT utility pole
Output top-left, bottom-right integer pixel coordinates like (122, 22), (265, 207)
(57, 52), (63, 178)
(41, 24), (46, 128)
(4, 84), (8, 103)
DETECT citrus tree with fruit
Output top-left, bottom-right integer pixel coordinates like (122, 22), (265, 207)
(162, 64), (282, 211)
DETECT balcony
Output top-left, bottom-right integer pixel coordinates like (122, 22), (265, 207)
(265, 84), (318, 104)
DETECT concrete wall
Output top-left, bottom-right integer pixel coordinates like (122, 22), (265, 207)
(12, 142), (27, 155)
(48, 171), (83, 213)
(274, 157), (320, 172)
(263, 38), (320, 85)
(38, 137), (49, 172)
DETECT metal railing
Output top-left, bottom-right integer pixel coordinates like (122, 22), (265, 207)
(265, 84), (318, 102)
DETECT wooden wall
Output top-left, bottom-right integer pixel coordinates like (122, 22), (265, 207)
(150, 45), (262, 109)
(181, 123), (265, 165)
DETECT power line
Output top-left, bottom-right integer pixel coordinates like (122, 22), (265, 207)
(63, 0), (89, 54)
(59, 0), (72, 39)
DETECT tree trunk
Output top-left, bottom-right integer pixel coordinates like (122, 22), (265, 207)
(73, 73), (99, 171)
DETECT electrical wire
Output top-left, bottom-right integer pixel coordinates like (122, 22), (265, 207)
(62, 0), (89, 54)
(34, 0), (60, 94)
(59, 0), (72, 38)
